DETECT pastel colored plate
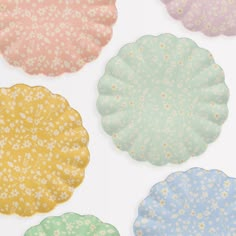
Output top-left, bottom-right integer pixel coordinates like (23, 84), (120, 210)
(97, 34), (229, 166)
(0, 0), (117, 76)
(134, 168), (236, 236)
(0, 84), (89, 216)
(161, 0), (236, 36)
(24, 213), (120, 236)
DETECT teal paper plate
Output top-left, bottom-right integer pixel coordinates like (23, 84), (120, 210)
(24, 213), (120, 236)
(97, 34), (229, 166)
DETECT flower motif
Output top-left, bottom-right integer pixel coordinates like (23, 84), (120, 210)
(0, 0), (117, 75)
(134, 168), (236, 236)
(161, 0), (236, 36)
(97, 34), (229, 166)
(24, 213), (120, 235)
(0, 84), (89, 216)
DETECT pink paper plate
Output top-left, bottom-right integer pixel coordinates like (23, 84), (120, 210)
(0, 0), (117, 76)
(161, 0), (236, 36)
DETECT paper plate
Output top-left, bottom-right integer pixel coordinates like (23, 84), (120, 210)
(0, 0), (117, 76)
(161, 0), (236, 36)
(134, 168), (236, 236)
(24, 213), (120, 236)
(0, 84), (89, 216)
(97, 34), (229, 166)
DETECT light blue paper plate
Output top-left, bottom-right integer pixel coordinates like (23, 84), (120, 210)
(134, 168), (236, 235)
(97, 34), (229, 166)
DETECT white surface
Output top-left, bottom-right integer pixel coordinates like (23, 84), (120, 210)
(0, 0), (235, 235)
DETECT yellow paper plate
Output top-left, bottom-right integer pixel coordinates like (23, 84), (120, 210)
(0, 84), (89, 216)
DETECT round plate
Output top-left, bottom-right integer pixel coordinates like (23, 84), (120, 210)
(97, 34), (229, 166)
(0, 84), (89, 216)
(24, 213), (120, 236)
(161, 0), (236, 36)
(0, 0), (117, 76)
(134, 168), (236, 235)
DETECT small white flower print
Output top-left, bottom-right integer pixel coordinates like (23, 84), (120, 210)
(0, 85), (89, 216)
(134, 168), (236, 235)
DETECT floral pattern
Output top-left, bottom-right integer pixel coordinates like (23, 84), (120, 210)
(161, 0), (236, 36)
(134, 168), (236, 236)
(0, 0), (117, 76)
(24, 213), (120, 236)
(0, 84), (89, 216)
(97, 34), (229, 166)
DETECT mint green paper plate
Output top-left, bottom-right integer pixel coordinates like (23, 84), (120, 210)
(24, 213), (120, 236)
(97, 34), (229, 166)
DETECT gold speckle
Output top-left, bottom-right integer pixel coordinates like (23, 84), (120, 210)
(166, 152), (171, 159)
(136, 230), (143, 236)
(221, 191), (228, 198)
(161, 92), (166, 98)
(129, 51), (134, 57)
(164, 104), (170, 110)
(177, 8), (183, 14)
(160, 199), (166, 206)
(0, 4), (7, 12)
(160, 43), (165, 49)
(224, 180), (231, 187)
(199, 222), (205, 230)
(191, 210), (196, 216)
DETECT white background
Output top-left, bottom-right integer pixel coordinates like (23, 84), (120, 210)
(0, 0), (236, 235)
